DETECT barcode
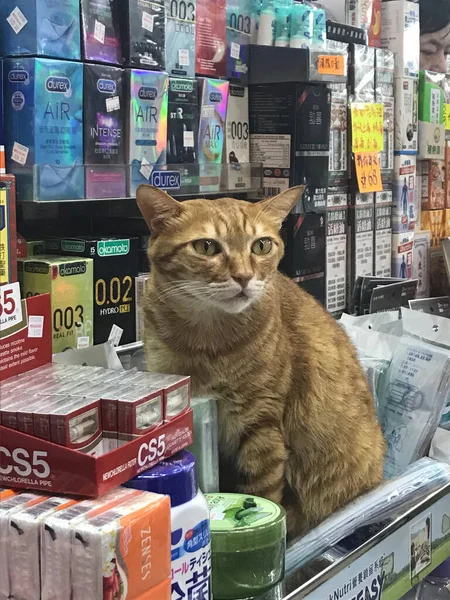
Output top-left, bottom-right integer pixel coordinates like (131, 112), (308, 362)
(26, 498), (63, 517)
(90, 510), (121, 527)
(263, 187), (281, 197)
(56, 504), (93, 521)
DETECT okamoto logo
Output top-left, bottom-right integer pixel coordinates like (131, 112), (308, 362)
(45, 76), (71, 93)
(209, 92), (222, 103)
(8, 69), (29, 84)
(97, 239), (130, 256)
(171, 79), (193, 93)
(59, 262), (87, 276)
(25, 262), (49, 275)
(61, 240), (86, 253)
(97, 78), (117, 94)
(138, 86), (157, 100)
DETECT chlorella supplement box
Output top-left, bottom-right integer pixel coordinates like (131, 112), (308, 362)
(19, 256), (94, 353)
(3, 57), (84, 201)
(60, 237), (139, 345)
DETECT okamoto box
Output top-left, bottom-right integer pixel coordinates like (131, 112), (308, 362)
(347, 194), (375, 300)
(117, 387), (163, 443)
(50, 397), (103, 455)
(121, 0), (165, 69)
(135, 273), (149, 342)
(126, 69), (169, 196)
(392, 231), (414, 279)
(381, 0), (420, 80)
(196, 0), (227, 77)
(326, 190), (348, 315)
(83, 64), (126, 199)
(60, 237), (139, 345)
(0, 0), (81, 59)
(413, 230), (431, 298)
(226, 0), (251, 84)
(328, 83), (348, 188)
(19, 256), (94, 353)
(374, 202), (393, 278)
(3, 57), (84, 201)
(165, 0), (196, 78)
(167, 77), (199, 164)
(418, 159), (446, 210)
(394, 78), (418, 154)
(279, 212), (326, 304)
(80, 0), (122, 64)
(224, 84), (250, 190)
(393, 155), (417, 232)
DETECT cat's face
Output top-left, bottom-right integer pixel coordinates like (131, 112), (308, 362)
(137, 186), (304, 314)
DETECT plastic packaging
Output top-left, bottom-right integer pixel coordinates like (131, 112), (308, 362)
(311, 5), (326, 50)
(430, 428), (450, 464)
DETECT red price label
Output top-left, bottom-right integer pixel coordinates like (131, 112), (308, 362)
(0, 282), (23, 332)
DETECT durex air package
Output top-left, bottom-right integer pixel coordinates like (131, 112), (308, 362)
(126, 69), (169, 195)
(224, 84), (250, 190)
(122, 0), (165, 69)
(0, 0), (81, 59)
(19, 256), (94, 353)
(80, 0), (122, 64)
(83, 64), (126, 198)
(165, 0), (196, 78)
(71, 492), (171, 600)
(3, 57), (84, 201)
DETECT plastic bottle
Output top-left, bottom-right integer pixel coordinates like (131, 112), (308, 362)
(419, 559), (450, 598)
(274, 0), (292, 47)
(290, 2), (313, 49)
(125, 451), (211, 599)
(257, 0), (275, 45)
(311, 5), (326, 50)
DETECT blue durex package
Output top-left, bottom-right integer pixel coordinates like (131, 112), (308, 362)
(0, 0), (81, 59)
(226, 0), (251, 85)
(165, 0), (196, 78)
(3, 58), (84, 201)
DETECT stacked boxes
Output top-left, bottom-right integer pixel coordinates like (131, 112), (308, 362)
(374, 190), (393, 278)
(326, 190), (347, 315)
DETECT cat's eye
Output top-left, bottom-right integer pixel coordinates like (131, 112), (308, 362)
(251, 238), (273, 255)
(192, 239), (221, 256)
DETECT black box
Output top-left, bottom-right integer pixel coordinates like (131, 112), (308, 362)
(279, 212), (326, 304)
(167, 78), (199, 164)
(121, 0), (165, 69)
(326, 189), (348, 314)
(60, 237), (139, 345)
(347, 195), (375, 305)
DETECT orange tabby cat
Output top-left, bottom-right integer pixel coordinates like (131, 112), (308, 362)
(137, 184), (385, 536)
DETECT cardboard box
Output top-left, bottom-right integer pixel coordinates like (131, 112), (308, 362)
(326, 190), (347, 314)
(393, 155), (417, 232)
(195, 0), (227, 77)
(413, 230), (431, 298)
(19, 256), (94, 353)
(374, 203), (392, 278)
(60, 237), (139, 345)
(117, 387), (164, 443)
(0, 174), (17, 284)
(418, 159), (445, 210)
(381, 0), (420, 79)
(394, 78), (418, 154)
(392, 232), (414, 279)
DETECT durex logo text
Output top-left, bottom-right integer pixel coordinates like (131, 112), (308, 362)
(138, 86), (157, 100)
(8, 70), (29, 84)
(209, 92), (222, 103)
(45, 76), (71, 93)
(150, 170), (181, 189)
(97, 78), (117, 94)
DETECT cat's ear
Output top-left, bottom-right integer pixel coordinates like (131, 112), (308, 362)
(257, 186), (306, 225)
(137, 185), (183, 235)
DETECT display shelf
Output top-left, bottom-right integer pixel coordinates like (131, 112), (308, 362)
(9, 163), (263, 203)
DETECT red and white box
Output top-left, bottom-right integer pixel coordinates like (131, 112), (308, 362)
(117, 386), (164, 444)
(50, 398), (104, 456)
(143, 374), (191, 421)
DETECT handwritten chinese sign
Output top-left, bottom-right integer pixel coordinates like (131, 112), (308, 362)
(351, 103), (384, 153)
(355, 152), (383, 193)
(317, 55), (345, 76)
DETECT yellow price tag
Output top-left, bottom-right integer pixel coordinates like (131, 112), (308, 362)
(351, 103), (384, 153)
(354, 152), (383, 193)
(444, 104), (450, 131)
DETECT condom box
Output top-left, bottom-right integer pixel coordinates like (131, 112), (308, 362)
(381, 0), (420, 79)
(3, 57), (84, 201)
(84, 64), (126, 198)
(393, 154), (417, 233)
(224, 84), (250, 190)
(412, 229), (431, 298)
(60, 237), (139, 345)
(326, 190), (347, 315)
(126, 69), (169, 196)
(165, 0), (196, 78)
(394, 78), (418, 154)
(347, 193), (375, 303)
(80, 0), (122, 64)
(19, 256), (94, 353)
(167, 77), (199, 164)
(135, 273), (149, 342)
(392, 231), (414, 279)
(349, 44), (375, 102)
(121, 0), (165, 69)
(196, 0), (227, 77)
(418, 159), (446, 210)
(226, 0), (251, 84)
(328, 83), (348, 188)
(374, 202), (393, 278)
(418, 70), (446, 160)
(0, 175), (17, 285)
(198, 78), (229, 192)
(0, 0), (81, 59)
(279, 211), (326, 305)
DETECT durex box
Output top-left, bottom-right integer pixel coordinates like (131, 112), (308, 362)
(84, 64), (126, 199)
(196, 0), (227, 77)
(122, 0), (165, 69)
(394, 78), (418, 154)
(167, 77), (199, 164)
(224, 84), (250, 190)
(60, 237), (139, 345)
(165, 0), (196, 78)
(326, 190), (347, 315)
(0, 0), (81, 59)
(3, 58), (84, 201)
(80, 0), (122, 65)
(19, 256), (94, 353)
(126, 69), (169, 196)
(226, 0), (251, 85)
(381, 0), (420, 79)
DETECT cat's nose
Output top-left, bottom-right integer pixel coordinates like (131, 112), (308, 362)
(232, 275), (252, 289)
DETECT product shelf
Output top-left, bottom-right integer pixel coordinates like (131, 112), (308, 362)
(8, 163), (263, 203)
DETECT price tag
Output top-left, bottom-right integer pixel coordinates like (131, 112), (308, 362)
(178, 49), (190, 66)
(106, 96), (120, 112)
(7, 7), (28, 34)
(11, 141), (29, 165)
(444, 104), (450, 131)
(317, 54), (345, 76)
(142, 11), (154, 32)
(231, 42), (240, 59)
(94, 19), (105, 44)
(28, 315), (44, 338)
(354, 151), (383, 193)
(77, 336), (90, 349)
(183, 131), (194, 148)
(202, 105), (215, 118)
(0, 282), (23, 332)
(140, 156), (152, 180)
(351, 103), (384, 153)
(108, 324), (123, 347)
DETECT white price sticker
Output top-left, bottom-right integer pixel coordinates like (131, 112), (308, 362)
(108, 324), (123, 347)
(183, 130), (194, 148)
(140, 156), (152, 180)
(178, 49), (190, 66)
(142, 11), (154, 32)
(0, 282), (23, 332)
(7, 6), (28, 34)
(202, 105), (215, 119)
(231, 42), (240, 59)
(28, 315), (44, 338)
(11, 141), (29, 165)
(77, 336), (90, 349)
(106, 96), (120, 112)
(94, 19), (105, 44)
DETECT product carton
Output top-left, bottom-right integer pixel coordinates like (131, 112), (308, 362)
(196, 0), (227, 77)
(394, 78), (418, 154)
(393, 155), (417, 232)
(375, 48), (394, 100)
(421, 209), (445, 248)
(0, 174), (17, 284)
(349, 44), (375, 102)
(374, 202), (393, 278)
(140, 373), (191, 420)
(381, 0), (420, 79)
(445, 141), (450, 208)
(167, 77), (199, 164)
(135, 273), (149, 342)
(224, 84), (250, 190)
(165, 0), (196, 78)
(418, 159), (446, 211)
(326, 190), (347, 314)
(413, 230), (431, 299)
(117, 386), (164, 443)
(50, 397), (103, 456)
(121, 0), (165, 69)
(226, 0), (251, 84)
(445, 209), (450, 237)
(418, 70), (445, 160)
(347, 193), (375, 302)
(392, 232), (414, 279)
(328, 84), (348, 187)
(80, 0), (122, 64)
